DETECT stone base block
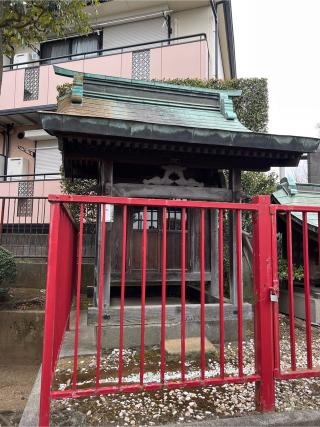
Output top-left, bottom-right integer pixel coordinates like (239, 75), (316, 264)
(90, 303), (252, 349)
(279, 288), (320, 324)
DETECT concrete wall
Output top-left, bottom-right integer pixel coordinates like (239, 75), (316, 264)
(15, 260), (48, 289)
(3, 259), (94, 291)
(0, 310), (44, 362)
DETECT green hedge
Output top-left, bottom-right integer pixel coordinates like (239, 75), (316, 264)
(0, 246), (16, 285)
(168, 77), (268, 133)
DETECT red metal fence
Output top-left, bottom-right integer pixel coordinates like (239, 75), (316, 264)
(39, 202), (78, 424)
(271, 204), (320, 381)
(38, 194), (320, 426)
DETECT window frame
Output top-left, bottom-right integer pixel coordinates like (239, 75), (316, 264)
(40, 32), (103, 64)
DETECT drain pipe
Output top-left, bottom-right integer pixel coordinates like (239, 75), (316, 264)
(209, 0), (219, 79)
(2, 124), (13, 179)
(209, 0), (218, 78)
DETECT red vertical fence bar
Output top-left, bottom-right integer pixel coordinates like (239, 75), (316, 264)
(39, 204), (61, 427)
(72, 204), (84, 390)
(181, 207), (186, 381)
(270, 209), (280, 373)
(39, 203), (77, 426)
(140, 206), (147, 386)
(286, 213), (296, 371)
(303, 211), (313, 369)
(200, 208), (206, 380)
(218, 209), (225, 377)
(252, 196), (275, 412)
(96, 205), (106, 387)
(160, 207), (167, 384)
(118, 205), (127, 385)
(236, 210), (243, 377)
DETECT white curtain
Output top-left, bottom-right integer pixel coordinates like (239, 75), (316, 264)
(42, 40), (69, 64)
(41, 34), (99, 64)
(72, 35), (99, 60)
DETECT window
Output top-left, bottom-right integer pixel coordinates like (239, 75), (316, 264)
(132, 208), (187, 231)
(133, 208), (158, 230)
(103, 18), (167, 50)
(35, 141), (62, 179)
(40, 33), (101, 64)
(167, 208), (184, 231)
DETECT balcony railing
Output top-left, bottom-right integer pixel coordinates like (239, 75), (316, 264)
(0, 173), (61, 207)
(0, 174), (95, 258)
(1, 34), (209, 112)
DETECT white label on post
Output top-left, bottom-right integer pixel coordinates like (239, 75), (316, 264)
(103, 204), (114, 223)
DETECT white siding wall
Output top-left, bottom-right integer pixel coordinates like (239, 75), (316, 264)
(101, 6), (224, 79)
(103, 17), (167, 50)
(171, 6), (223, 79)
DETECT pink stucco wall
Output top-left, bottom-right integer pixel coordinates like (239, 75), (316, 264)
(0, 41), (208, 111)
(0, 179), (60, 198)
(0, 179), (60, 223)
(150, 40), (208, 80)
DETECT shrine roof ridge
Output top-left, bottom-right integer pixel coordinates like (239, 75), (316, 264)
(54, 66), (244, 123)
(54, 66), (242, 98)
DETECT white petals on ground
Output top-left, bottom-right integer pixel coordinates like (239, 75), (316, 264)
(51, 316), (320, 426)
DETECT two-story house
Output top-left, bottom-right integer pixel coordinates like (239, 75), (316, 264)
(0, 0), (236, 262)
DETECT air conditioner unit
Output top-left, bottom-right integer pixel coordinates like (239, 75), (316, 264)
(13, 52), (35, 69)
(7, 157), (29, 180)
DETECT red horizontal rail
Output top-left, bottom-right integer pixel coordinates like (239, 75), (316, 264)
(51, 374), (261, 400)
(271, 204), (320, 213)
(48, 194), (258, 211)
(275, 368), (320, 380)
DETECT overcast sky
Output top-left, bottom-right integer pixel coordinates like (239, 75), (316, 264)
(232, 0), (320, 139)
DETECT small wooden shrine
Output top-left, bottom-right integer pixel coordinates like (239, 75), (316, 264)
(41, 66), (318, 316)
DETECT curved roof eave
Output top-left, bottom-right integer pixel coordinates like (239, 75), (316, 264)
(40, 111), (319, 154)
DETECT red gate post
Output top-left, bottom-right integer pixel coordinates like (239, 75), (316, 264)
(252, 195), (276, 412)
(39, 203), (61, 426)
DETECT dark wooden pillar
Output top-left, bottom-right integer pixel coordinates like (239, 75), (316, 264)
(210, 209), (219, 299)
(99, 159), (113, 311)
(190, 209), (200, 274)
(229, 169), (241, 304)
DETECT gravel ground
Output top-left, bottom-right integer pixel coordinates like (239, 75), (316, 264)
(50, 315), (320, 426)
(0, 363), (39, 426)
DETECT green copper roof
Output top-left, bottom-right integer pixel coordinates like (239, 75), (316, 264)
(54, 66), (242, 98)
(273, 177), (320, 232)
(40, 66), (320, 175)
(54, 66), (249, 133)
